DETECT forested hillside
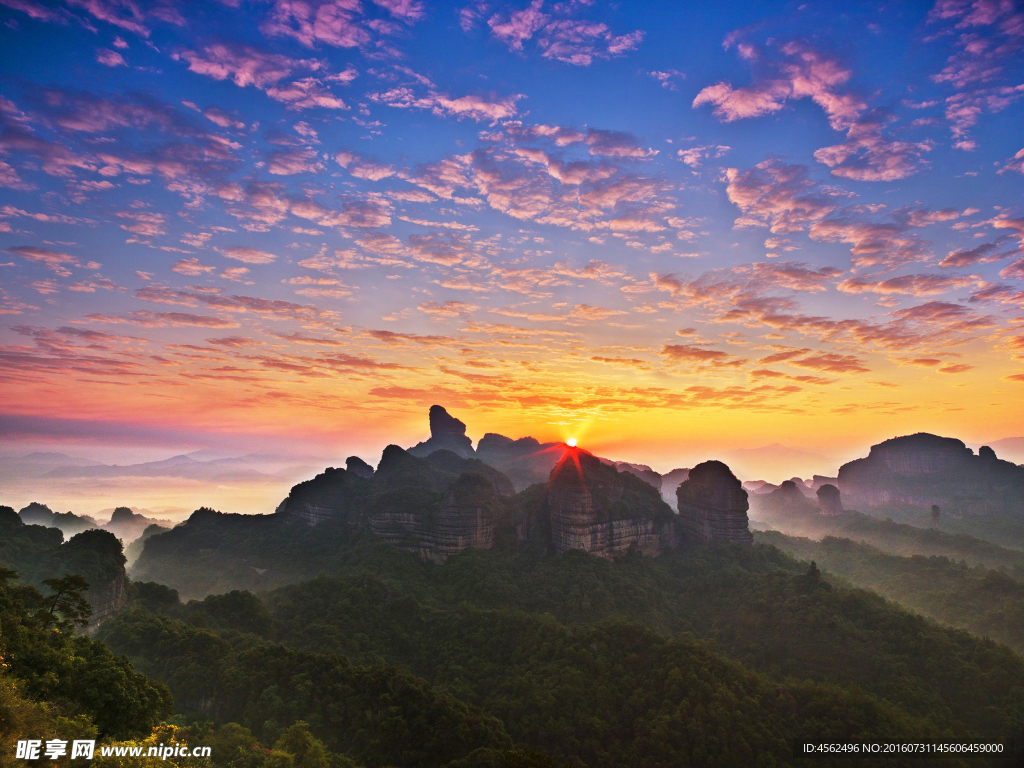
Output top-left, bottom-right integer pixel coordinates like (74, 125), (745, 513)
(100, 538), (1024, 767)
(750, 507), (1024, 577)
(757, 531), (1024, 654)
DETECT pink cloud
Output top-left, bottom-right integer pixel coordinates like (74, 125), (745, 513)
(176, 43), (346, 110)
(171, 258), (216, 276)
(1001, 258), (1024, 280)
(694, 41), (865, 130)
(268, 148), (324, 175)
(660, 344), (731, 364)
(929, 0), (1024, 88)
(725, 159), (840, 233)
(335, 150), (396, 180)
(265, 78), (348, 110)
(809, 218), (927, 271)
(371, 0), (424, 21)
(489, 0), (546, 50)
(838, 273), (978, 296)
(814, 111), (932, 181)
(1000, 147), (1024, 174)
(96, 48), (126, 67)
(584, 128), (657, 159)
(177, 44), (313, 88)
(487, 0), (644, 66)
(87, 311), (241, 328)
(370, 86), (522, 122)
(677, 144), (729, 168)
(940, 239), (1018, 267)
(943, 85), (1024, 150)
(261, 0), (372, 48)
(5, 245), (81, 275)
(735, 261), (842, 292)
(220, 248), (278, 264)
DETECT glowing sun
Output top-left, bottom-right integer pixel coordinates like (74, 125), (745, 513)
(566, 437), (577, 448)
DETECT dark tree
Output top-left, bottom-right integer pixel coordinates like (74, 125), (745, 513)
(42, 574), (92, 627)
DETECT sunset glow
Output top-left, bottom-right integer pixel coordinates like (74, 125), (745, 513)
(1, 1), (1023, 515)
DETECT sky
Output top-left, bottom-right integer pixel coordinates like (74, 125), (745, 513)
(1, 0), (1024, 509)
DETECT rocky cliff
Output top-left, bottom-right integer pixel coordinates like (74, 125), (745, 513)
(817, 484), (843, 515)
(104, 506), (172, 543)
(276, 444), (514, 561)
(275, 406), (757, 560)
(545, 448), (677, 557)
(838, 433), (1024, 516)
(676, 461), (753, 544)
(408, 405), (476, 459)
(85, 568), (128, 628)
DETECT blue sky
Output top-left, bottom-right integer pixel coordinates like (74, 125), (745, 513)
(0, 0), (1023, 479)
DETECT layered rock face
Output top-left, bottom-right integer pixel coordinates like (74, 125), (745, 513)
(838, 433), (1024, 515)
(376, 471), (501, 563)
(676, 461), (753, 544)
(476, 433), (561, 490)
(277, 466), (369, 527)
(278, 406), (755, 560)
(817, 483), (843, 515)
(408, 405), (476, 459)
(86, 569), (128, 628)
(546, 448), (677, 557)
(277, 444), (513, 561)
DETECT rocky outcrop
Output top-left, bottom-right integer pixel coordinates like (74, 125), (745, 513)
(277, 466), (370, 527)
(408, 405), (476, 459)
(546, 448), (677, 557)
(104, 506), (172, 543)
(676, 461), (753, 544)
(86, 569), (128, 629)
(278, 407), (765, 560)
(817, 484), (842, 515)
(812, 475), (839, 491)
(276, 445), (514, 561)
(838, 433), (1024, 516)
(476, 433), (561, 490)
(346, 456), (374, 478)
(370, 471), (502, 563)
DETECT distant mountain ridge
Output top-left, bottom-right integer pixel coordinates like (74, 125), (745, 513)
(1, 449), (323, 485)
(16, 501), (173, 544)
(838, 433), (1024, 517)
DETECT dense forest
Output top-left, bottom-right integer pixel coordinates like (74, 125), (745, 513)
(0, 506), (126, 593)
(96, 533), (1024, 766)
(757, 531), (1024, 654)
(7, 495), (1024, 766)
